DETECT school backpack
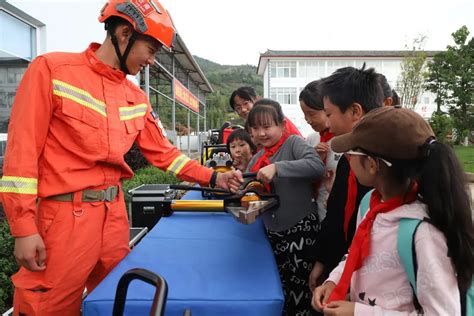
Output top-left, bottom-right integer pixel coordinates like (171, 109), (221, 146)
(359, 190), (474, 316)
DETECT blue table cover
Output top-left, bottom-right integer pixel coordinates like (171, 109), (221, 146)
(82, 190), (284, 316)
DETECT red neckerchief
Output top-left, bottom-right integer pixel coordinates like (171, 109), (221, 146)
(250, 132), (289, 191)
(343, 168), (358, 240)
(328, 183), (419, 302)
(284, 118), (302, 136)
(312, 129), (334, 199)
(319, 129), (334, 143)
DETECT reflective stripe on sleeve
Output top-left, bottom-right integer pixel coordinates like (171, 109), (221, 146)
(53, 79), (107, 117)
(0, 176), (38, 194)
(166, 154), (190, 176)
(119, 103), (148, 121)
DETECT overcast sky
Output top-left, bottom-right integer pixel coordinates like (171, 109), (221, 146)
(9, 0), (474, 66)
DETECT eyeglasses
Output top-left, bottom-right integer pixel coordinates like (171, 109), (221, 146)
(234, 100), (252, 113)
(345, 150), (393, 167)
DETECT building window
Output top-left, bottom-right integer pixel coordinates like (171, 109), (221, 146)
(299, 61), (325, 79)
(0, 10), (37, 61)
(0, 68), (6, 85)
(270, 87), (297, 105)
(7, 67), (25, 84)
(270, 61), (296, 78)
(326, 60), (353, 76)
(0, 9), (37, 133)
(0, 92), (6, 108)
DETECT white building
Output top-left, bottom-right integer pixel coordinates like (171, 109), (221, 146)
(0, 0), (46, 133)
(257, 50), (440, 136)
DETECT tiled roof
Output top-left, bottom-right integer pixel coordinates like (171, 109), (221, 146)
(260, 49), (441, 58)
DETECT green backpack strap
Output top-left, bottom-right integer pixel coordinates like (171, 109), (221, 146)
(466, 278), (474, 316)
(397, 218), (423, 296)
(359, 189), (374, 219)
(398, 218), (474, 315)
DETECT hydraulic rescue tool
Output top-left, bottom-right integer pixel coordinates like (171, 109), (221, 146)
(129, 173), (278, 226)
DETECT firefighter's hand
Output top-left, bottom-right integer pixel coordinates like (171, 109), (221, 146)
(14, 234), (47, 272)
(312, 281), (336, 312)
(217, 170), (243, 192)
(323, 301), (355, 316)
(257, 164), (277, 183)
(316, 142), (330, 161)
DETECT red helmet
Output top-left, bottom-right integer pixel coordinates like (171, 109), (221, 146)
(99, 0), (176, 49)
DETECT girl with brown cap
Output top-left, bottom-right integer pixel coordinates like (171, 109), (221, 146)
(313, 106), (473, 315)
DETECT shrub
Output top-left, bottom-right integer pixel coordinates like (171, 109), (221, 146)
(429, 111), (453, 144)
(0, 220), (17, 314)
(122, 166), (180, 207)
(124, 143), (149, 172)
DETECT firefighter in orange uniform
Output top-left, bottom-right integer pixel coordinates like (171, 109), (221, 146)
(0, 1), (243, 315)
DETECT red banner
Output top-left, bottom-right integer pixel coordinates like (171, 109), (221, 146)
(173, 79), (199, 113)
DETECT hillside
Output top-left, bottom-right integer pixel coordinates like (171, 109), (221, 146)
(194, 56), (263, 129)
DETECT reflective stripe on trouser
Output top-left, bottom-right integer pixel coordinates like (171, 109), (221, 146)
(12, 189), (130, 316)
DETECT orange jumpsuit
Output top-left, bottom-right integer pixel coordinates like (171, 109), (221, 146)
(0, 43), (213, 315)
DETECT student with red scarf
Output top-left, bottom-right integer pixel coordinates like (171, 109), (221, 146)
(312, 106), (473, 315)
(243, 98), (325, 315)
(229, 86), (302, 137)
(309, 65), (385, 291)
(299, 80), (339, 225)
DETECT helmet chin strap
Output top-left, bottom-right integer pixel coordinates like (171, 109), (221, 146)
(110, 32), (137, 75)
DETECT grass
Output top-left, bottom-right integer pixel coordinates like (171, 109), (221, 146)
(454, 145), (474, 173)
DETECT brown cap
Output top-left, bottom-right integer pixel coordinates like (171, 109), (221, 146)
(331, 106), (435, 160)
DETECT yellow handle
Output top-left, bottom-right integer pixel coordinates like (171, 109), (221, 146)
(171, 200), (224, 211)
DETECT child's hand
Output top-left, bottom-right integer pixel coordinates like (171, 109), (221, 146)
(312, 281), (336, 312)
(323, 300), (355, 316)
(257, 164), (277, 183)
(322, 169), (335, 191)
(316, 142), (330, 161)
(308, 261), (325, 291)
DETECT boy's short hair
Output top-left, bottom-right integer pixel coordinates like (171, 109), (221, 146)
(321, 63), (385, 114)
(377, 73), (392, 100)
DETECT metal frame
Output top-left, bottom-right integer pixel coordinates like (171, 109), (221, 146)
(141, 35), (212, 157)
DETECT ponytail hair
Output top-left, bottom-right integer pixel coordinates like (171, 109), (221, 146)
(417, 142), (473, 292)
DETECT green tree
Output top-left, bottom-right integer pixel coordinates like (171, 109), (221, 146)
(425, 26), (474, 144)
(396, 35), (428, 109)
(429, 111), (453, 143)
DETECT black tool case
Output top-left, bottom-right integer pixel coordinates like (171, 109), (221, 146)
(128, 184), (176, 230)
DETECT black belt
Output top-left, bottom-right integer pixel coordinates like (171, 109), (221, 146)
(46, 186), (119, 202)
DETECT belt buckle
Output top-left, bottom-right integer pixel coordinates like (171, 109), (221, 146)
(103, 186), (118, 202)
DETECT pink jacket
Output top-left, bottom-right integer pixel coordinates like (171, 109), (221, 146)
(327, 200), (461, 315)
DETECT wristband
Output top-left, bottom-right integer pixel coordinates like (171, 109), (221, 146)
(209, 171), (218, 188)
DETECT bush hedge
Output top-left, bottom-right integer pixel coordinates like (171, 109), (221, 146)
(122, 166), (180, 207)
(429, 111), (454, 144)
(0, 220), (17, 314)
